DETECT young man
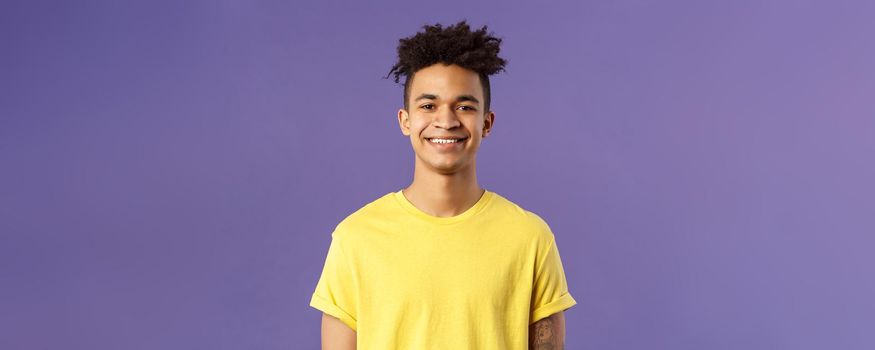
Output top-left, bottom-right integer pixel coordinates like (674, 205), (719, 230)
(309, 20), (577, 349)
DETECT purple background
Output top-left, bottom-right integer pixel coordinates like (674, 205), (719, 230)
(2, 0), (873, 349)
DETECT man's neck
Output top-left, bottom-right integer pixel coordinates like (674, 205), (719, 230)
(402, 165), (485, 218)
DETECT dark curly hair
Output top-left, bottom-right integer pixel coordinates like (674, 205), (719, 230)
(385, 20), (508, 112)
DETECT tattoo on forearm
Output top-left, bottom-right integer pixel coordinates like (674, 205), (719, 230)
(531, 314), (563, 350)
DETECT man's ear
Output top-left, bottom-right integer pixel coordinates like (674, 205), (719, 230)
(482, 110), (495, 138)
(398, 108), (411, 136)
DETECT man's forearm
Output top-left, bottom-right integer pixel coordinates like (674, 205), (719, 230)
(529, 311), (565, 350)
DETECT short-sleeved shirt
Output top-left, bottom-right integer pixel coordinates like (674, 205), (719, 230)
(309, 189), (577, 349)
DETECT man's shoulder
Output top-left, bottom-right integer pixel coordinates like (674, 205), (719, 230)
(331, 191), (399, 237)
(487, 191), (554, 239)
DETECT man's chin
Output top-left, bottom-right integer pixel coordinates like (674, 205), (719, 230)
(426, 161), (470, 175)
(414, 153), (472, 173)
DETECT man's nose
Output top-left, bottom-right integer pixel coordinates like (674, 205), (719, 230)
(433, 105), (461, 129)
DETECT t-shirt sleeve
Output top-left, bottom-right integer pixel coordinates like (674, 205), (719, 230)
(309, 231), (358, 331)
(530, 223), (577, 325)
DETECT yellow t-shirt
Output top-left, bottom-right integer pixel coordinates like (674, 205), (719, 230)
(309, 189), (577, 349)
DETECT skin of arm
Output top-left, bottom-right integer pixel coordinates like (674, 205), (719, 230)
(529, 311), (565, 350)
(321, 313), (356, 350)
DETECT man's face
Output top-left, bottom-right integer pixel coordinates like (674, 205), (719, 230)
(397, 63), (495, 175)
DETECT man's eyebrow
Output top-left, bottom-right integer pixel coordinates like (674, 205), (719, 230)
(456, 95), (480, 104)
(414, 94), (438, 102)
(413, 93), (480, 104)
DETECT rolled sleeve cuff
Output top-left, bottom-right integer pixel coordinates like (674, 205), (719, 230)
(530, 292), (577, 325)
(309, 293), (357, 332)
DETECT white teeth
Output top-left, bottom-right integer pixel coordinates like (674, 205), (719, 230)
(430, 138), (462, 144)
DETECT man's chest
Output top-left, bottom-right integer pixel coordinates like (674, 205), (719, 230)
(353, 233), (536, 313)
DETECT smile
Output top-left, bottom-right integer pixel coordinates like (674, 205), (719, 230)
(426, 137), (466, 144)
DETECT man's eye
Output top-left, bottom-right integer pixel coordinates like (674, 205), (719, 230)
(459, 105), (476, 111)
(420, 104), (434, 110)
